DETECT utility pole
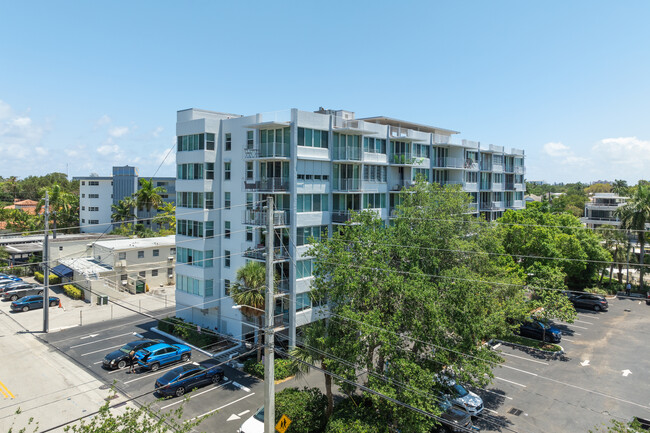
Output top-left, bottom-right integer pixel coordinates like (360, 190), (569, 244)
(264, 196), (275, 433)
(43, 191), (50, 333)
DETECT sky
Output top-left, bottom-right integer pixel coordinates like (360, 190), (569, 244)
(1, 1), (649, 184)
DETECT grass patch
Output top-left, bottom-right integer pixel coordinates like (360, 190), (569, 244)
(500, 335), (562, 352)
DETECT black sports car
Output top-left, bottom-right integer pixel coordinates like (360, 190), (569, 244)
(102, 339), (162, 370)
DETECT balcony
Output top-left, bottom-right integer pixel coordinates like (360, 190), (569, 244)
(391, 180), (416, 191)
(492, 163), (504, 173)
(243, 209), (290, 226)
(244, 177), (289, 192)
(243, 245), (291, 261)
(467, 203), (479, 212)
(244, 142), (290, 159)
(332, 118), (376, 135)
(332, 211), (356, 223)
(505, 182), (514, 190)
(333, 178), (361, 192)
(513, 200), (524, 208)
(437, 180), (465, 188)
(333, 147), (362, 161)
(514, 166), (525, 175)
(492, 183), (505, 192)
(480, 201), (504, 211)
(391, 153), (418, 165)
(480, 163), (493, 171)
(434, 157), (464, 169)
(514, 183), (525, 192)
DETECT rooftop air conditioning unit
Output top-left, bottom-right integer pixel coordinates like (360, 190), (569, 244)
(167, 256), (175, 263)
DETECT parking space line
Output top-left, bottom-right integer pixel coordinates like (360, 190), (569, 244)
(187, 393), (256, 422)
(70, 332), (136, 348)
(123, 361), (192, 384)
(481, 388), (513, 400)
(108, 367), (129, 374)
(569, 324), (589, 330)
(93, 361), (103, 365)
(81, 344), (123, 357)
(159, 381), (232, 410)
(0, 380), (15, 398)
(501, 352), (549, 365)
(574, 319), (593, 325)
(232, 381), (251, 392)
(487, 408), (499, 415)
(562, 338), (575, 343)
(495, 377), (526, 387)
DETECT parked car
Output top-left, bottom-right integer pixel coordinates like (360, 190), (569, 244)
(518, 319), (562, 343)
(11, 295), (60, 312)
(568, 293), (608, 311)
(438, 376), (484, 417)
(0, 281), (30, 295)
(0, 276), (22, 288)
(433, 396), (477, 433)
(2, 283), (42, 301)
(102, 339), (162, 370)
(238, 406), (264, 433)
(135, 343), (191, 371)
(154, 363), (224, 397)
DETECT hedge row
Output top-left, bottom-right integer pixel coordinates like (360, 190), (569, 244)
(243, 358), (294, 380)
(63, 284), (84, 300)
(158, 317), (223, 348)
(34, 272), (60, 285)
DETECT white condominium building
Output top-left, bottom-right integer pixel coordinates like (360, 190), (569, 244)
(174, 107), (526, 346)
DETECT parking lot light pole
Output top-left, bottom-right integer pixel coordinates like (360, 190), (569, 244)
(43, 191), (49, 333)
(264, 197), (275, 433)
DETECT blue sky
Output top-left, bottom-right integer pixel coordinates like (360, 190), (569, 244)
(1, 1), (649, 183)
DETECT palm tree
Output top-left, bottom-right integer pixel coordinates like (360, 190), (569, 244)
(132, 179), (166, 223)
(230, 261), (277, 362)
(36, 184), (79, 235)
(616, 184), (650, 291)
(599, 227), (628, 287)
(290, 319), (336, 418)
(612, 179), (629, 197)
(111, 196), (137, 228)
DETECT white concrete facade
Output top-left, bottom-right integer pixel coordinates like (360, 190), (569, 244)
(174, 107), (527, 346)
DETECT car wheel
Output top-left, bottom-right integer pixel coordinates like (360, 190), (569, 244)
(38, 290), (43, 295)
(594, 305), (601, 311)
(181, 353), (190, 362)
(50, 300), (58, 307)
(175, 387), (185, 397)
(22, 306), (29, 312)
(11, 295), (18, 301)
(150, 363), (160, 372)
(117, 360), (127, 370)
(212, 374), (221, 384)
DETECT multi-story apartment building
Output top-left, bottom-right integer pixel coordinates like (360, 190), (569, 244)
(581, 193), (628, 229)
(174, 107), (526, 346)
(75, 165), (175, 233)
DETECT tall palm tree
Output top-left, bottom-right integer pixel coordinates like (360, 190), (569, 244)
(612, 179), (629, 197)
(36, 183), (79, 235)
(616, 184), (650, 291)
(132, 178), (166, 218)
(111, 196), (137, 228)
(230, 261), (277, 362)
(599, 226), (628, 286)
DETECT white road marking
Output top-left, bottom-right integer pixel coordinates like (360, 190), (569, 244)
(123, 361), (192, 384)
(486, 409), (499, 414)
(80, 334), (99, 340)
(71, 332), (136, 348)
(622, 369), (632, 377)
(495, 377), (526, 388)
(238, 410), (250, 416)
(93, 361), (103, 365)
(568, 324), (589, 330)
(187, 393), (256, 422)
(160, 381), (232, 410)
(227, 414), (240, 421)
(81, 344), (123, 357)
(574, 319), (593, 325)
(480, 388), (513, 400)
(108, 366), (130, 374)
(493, 343), (502, 349)
(580, 360), (590, 367)
(232, 381), (251, 392)
(501, 352), (549, 365)
(562, 338), (574, 343)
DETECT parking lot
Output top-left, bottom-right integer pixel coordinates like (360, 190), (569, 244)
(474, 296), (650, 433)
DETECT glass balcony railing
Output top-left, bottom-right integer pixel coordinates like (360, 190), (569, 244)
(245, 141), (290, 159)
(333, 178), (361, 191)
(243, 209), (290, 226)
(244, 177), (290, 192)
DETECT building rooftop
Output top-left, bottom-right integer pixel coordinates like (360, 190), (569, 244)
(358, 116), (460, 136)
(59, 257), (113, 277)
(94, 235), (175, 251)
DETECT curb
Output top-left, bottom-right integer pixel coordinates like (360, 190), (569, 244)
(488, 338), (565, 358)
(150, 326), (243, 360)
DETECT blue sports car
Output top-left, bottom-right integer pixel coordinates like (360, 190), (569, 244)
(135, 343), (192, 371)
(11, 295), (60, 312)
(155, 363), (225, 397)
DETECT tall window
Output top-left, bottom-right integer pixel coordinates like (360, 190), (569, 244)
(224, 162), (231, 180)
(205, 192), (214, 209)
(224, 279), (231, 296)
(205, 280), (213, 297)
(298, 128), (328, 148)
(297, 194), (329, 212)
(246, 226), (253, 242)
(177, 134), (205, 151)
(246, 161), (253, 179)
(206, 133), (215, 150)
(225, 133), (232, 151)
(178, 163), (204, 180)
(225, 221), (231, 239)
(205, 163), (214, 180)
(224, 250), (231, 268)
(247, 131), (254, 149)
(225, 192), (231, 209)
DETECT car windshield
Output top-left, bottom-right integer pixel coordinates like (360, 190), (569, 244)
(159, 370), (182, 383)
(253, 407), (264, 422)
(120, 341), (143, 354)
(451, 384), (469, 397)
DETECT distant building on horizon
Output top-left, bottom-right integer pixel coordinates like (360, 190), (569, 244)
(73, 165), (175, 233)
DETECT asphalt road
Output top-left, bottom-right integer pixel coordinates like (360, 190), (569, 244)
(473, 297), (650, 433)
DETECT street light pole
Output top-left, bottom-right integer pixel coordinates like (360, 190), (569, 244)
(264, 197), (275, 433)
(43, 191), (50, 333)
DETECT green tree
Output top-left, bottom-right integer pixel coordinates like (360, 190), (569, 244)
(275, 387), (328, 433)
(152, 202), (176, 231)
(132, 178), (165, 219)
(616, 183), (650, 291)
(36, 183), (80, 234)
(111, 196), (136, 228)
(230, 261), (274, 361)
(611, 179), (629, 197)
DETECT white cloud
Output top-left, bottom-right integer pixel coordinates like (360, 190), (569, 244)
(97, 143), (121, 156)
(151, 147), (176, 167)
(0, 100), (13, 120)
(96, 115), (111, 126)
(109, 126), (129, 137)
(542, 141), (590, 166)
(591, 136), (650, 169)
(0, 101), (46, 162)
(151, 126), (164, 138)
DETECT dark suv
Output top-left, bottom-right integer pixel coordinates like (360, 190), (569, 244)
(569, 293), (608, 311)
(2, 283), (42, 301)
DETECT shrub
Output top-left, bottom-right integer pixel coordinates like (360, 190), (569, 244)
(326, 395), (388, 433)
(275, 387), (327, 433)
(63, 284), (84, 300)
(34, 272), (60, 285)
(157, 317), (224, 348)
(243, 358), (294, 380)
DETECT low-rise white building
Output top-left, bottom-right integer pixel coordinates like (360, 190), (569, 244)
(581, 193), (628, 229)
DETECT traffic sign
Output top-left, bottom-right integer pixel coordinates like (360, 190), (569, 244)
(276, 414), (292, 433)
